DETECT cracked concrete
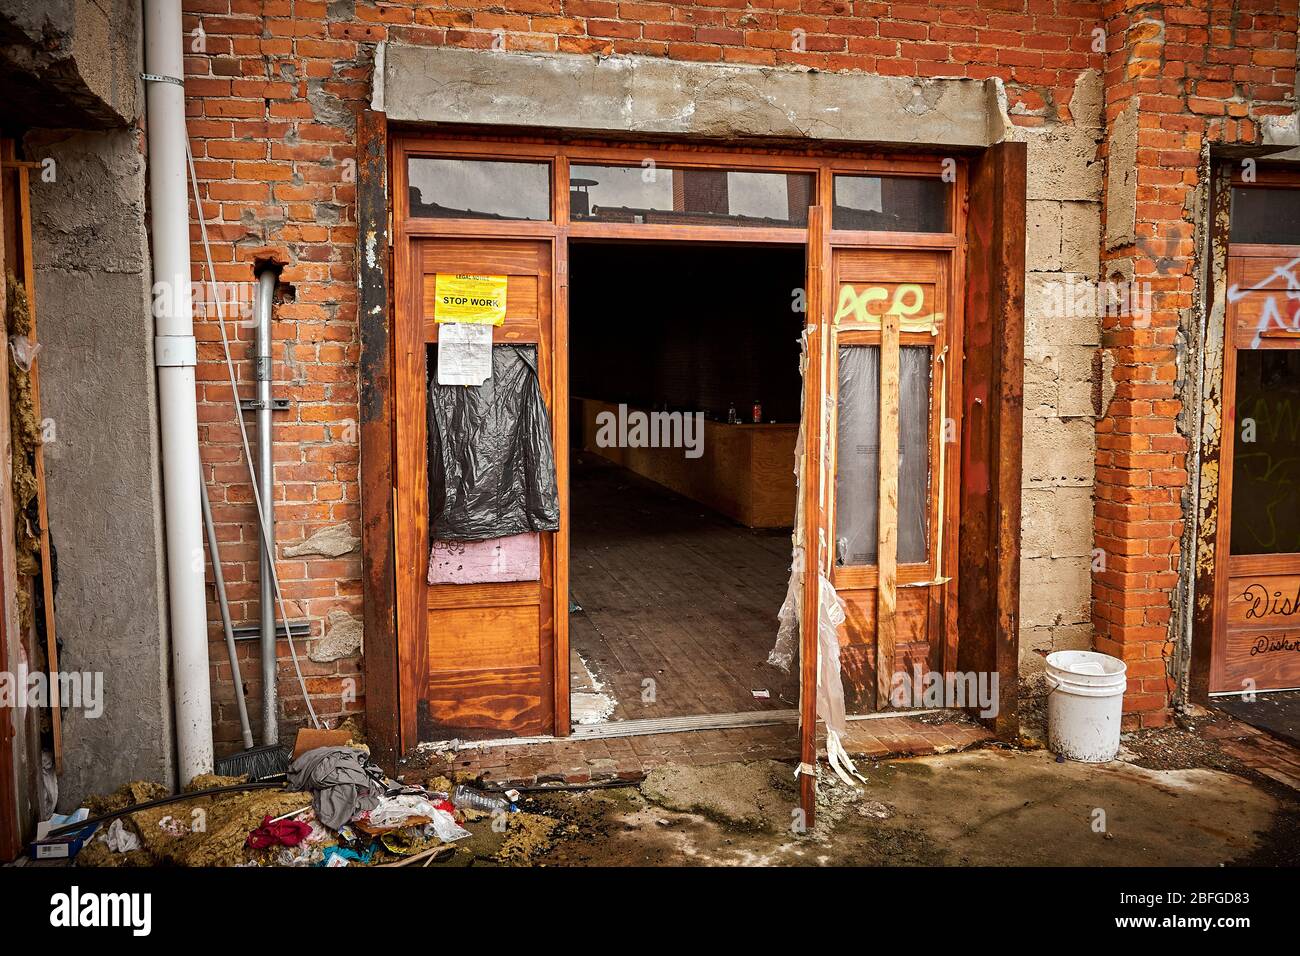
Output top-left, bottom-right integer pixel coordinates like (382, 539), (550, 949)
(530, 746), (1290, 867)
(382, 44), (997, 147)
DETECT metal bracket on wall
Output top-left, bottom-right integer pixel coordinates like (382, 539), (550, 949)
(232, 621), (312, 642)
(239, 398), (291, 412)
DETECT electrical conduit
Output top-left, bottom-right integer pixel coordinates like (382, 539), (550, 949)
(255, 268), (279, 745)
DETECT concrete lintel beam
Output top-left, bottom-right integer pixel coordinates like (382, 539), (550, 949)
(381, 44), (997, 149)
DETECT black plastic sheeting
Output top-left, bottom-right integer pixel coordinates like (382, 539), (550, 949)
(427, 344), (560, 541)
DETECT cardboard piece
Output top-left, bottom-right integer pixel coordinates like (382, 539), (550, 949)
(292, 727), (353, 760)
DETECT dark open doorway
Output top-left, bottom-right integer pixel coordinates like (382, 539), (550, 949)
(567, 242), (805, 726)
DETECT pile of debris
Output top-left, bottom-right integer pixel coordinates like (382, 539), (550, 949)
(39, 736), (528, 868)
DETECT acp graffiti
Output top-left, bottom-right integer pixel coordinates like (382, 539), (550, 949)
(833, 282), (942, 331)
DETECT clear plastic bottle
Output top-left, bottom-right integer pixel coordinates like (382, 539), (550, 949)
(727, 402), (737, 424)
(451, 783), (511, 814)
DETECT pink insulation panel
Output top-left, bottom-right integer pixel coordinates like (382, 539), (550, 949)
(427, 533), (541, 585)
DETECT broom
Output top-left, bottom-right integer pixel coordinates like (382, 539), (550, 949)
(202, 478), (291, 781)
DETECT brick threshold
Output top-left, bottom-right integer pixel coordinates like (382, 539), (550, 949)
(415, 712), (995, 788)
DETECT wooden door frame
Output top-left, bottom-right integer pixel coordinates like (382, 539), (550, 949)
(1199, 164), (1300, 697)
(362, 123), (1014, 767)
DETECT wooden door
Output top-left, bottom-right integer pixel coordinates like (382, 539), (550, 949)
(1211, 245), (1300, 693)
(395, 237), (558, 737)
(798, 214), (964, 823)
(825, 249), (961, 711)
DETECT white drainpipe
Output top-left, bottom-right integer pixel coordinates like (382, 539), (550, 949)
(144, 0), (214, 783)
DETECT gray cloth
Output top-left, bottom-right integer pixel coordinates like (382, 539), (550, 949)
(286, 746), (388, 830)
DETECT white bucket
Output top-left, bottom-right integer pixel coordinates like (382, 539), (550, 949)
(1044, 650), (1127, 762)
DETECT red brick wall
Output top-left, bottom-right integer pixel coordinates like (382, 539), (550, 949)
(1092, 0), (1296, 728)
(179, 0), (1296, 749)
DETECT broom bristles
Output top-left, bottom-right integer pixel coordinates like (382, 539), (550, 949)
(214, 745), (291, 782)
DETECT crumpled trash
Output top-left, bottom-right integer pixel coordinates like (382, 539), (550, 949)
(304, 820), (331, 845)
(364, 794), (452, 828)
(286, 746), (389, 830)
(247, 814), (313, 850)
(321, 844), (376, 867)
(8, 335), (40, 372)
(361, 794), (470, 843)
(276, 843), (323, 867)
(427, 808), (471, 843)
(157, 814), (190, 837)
(105, 819), (140, 853)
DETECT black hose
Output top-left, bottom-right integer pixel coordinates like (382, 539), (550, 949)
(483, 777), (643, 795)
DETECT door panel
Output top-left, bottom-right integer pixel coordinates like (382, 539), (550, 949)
(826, 248), (959, 711)
(1212, 258), (1300, 693)
(396, 237), (557, 737)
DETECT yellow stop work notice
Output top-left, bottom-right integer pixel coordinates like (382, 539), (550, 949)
(434, 273), (507, 326)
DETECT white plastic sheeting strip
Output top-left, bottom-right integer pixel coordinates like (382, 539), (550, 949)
(769, 328), (863, 789)
(816, 573), (865, 787)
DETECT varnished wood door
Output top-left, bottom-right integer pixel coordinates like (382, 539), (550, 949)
(395, 237), (558, 737)
(1211, 245), (1300, 693)
(824, 248), (961, 711)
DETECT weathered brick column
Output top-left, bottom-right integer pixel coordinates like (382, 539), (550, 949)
(1094, 0), (1296, 728)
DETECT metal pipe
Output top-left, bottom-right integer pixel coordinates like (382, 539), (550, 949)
(200, 477), (254, 750)
(144, 0), (213, 783)
(254, 267), (278, 745)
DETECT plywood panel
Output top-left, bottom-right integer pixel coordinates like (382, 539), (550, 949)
(1228, 254), (1300, 291)
(837, 587), (930, 647)
(839, 641), (935, 713)
(423, 669), (547, 735)
(1226, 573), (1300, 626)
(427, 604), (542, 672)
(1217, 627), (1300, 692)
(423, 272), (540, 342)
(836, 249), (942, 283)
(1230, 289), (1300, 348)
(750, 427), (800, 528)
(426, 580), (542, 610)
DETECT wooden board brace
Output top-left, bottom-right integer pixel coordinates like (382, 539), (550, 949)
(875, 310), (899, 710)
(4, 149), (61, 770)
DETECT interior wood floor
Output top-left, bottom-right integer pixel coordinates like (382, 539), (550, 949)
(568, 451), (798, 723)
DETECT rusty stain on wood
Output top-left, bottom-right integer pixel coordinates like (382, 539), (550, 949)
(956, 141), (1024, 741)
(356, 109), (400, 769)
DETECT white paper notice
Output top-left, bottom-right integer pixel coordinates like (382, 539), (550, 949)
(437, 322), (493, 386)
